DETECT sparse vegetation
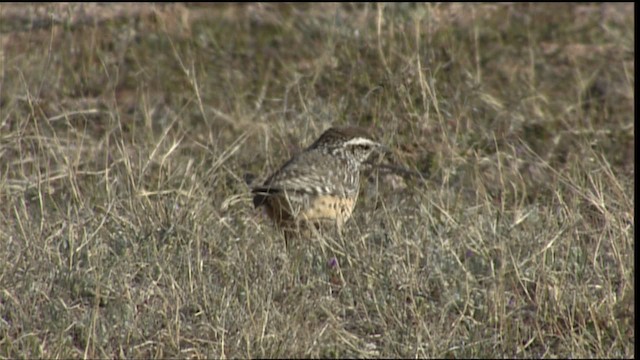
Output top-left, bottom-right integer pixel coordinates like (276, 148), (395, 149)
(0, 3), (634, 358)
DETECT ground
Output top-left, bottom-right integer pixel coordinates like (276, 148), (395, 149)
(0, 3), (634, 358)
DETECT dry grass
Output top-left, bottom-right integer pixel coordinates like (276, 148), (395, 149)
(0, 3), (634, 358)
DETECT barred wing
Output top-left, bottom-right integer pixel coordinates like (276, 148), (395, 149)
(252, 151), (356, 208)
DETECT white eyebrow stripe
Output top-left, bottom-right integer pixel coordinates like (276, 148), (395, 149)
(343, 137), (377, 147)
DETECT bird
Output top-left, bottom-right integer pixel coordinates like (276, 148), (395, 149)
(252, 126), (387, 241)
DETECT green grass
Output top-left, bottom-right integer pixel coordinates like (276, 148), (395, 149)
(0, 3), (634, 358)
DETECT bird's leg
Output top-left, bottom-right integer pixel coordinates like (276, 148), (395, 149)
(309, 222), (328, 260)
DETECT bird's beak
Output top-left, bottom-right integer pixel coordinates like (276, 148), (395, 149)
(376, 143), (391, 154)
(364, 142), (391, 165)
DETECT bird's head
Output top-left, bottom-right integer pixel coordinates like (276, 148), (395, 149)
(311, 126), (388, 165)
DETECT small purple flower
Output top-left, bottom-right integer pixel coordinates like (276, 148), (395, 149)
(327, 257), (339, 269)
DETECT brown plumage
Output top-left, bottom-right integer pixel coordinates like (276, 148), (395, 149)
(252, 126), (386, 239)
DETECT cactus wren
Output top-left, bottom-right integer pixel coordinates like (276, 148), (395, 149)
(252, 126), (386, 239)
